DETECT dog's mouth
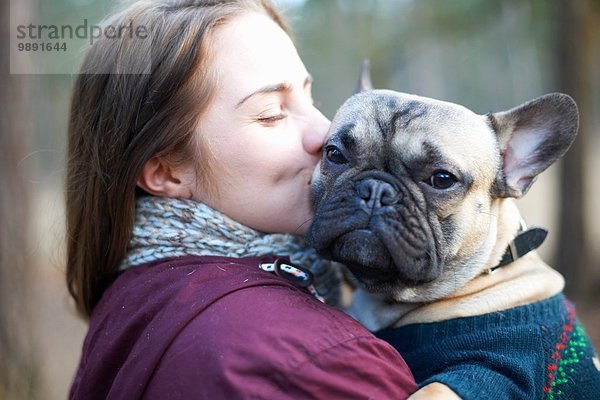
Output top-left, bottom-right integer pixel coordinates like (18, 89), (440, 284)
(327, 228), (441, 289)
(331, 230), (392, 273)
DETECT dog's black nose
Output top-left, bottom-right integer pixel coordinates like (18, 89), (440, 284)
(356, 179), (400, 210)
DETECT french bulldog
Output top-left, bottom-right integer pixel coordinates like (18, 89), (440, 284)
(306, 66), (600, 399)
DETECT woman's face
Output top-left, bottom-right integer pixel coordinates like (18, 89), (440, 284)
(191, 12), (330, 234)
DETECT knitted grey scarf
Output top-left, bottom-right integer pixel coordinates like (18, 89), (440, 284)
(119, 196), (341, 305)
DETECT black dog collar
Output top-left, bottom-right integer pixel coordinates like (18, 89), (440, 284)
(485, 221), (548, 274)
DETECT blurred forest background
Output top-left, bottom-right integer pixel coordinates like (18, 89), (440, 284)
(1, 0), (599, 398)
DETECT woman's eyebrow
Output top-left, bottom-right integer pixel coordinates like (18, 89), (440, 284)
(236, 76), (313, 109)
(236, 82), (292, 109)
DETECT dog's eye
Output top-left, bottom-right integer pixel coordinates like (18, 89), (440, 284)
(428, 170), (457, 189)
(325, 146), (347, 164)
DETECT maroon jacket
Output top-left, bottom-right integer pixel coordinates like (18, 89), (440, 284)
(70, 255), (416, 399)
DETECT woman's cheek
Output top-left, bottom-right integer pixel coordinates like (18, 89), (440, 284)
(258, 154), (299, 184)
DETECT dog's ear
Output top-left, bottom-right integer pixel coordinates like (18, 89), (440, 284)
(354, 59), (373, 93)
(490, 93), (579, 198)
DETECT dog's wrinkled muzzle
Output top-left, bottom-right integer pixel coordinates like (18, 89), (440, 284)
(307, 171), (442, 288)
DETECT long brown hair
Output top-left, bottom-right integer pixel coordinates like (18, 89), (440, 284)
(66, 0), (288, 317)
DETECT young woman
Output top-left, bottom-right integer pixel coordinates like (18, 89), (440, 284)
(66, 1), (416, 398)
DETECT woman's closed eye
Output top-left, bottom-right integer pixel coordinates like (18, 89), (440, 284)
(255, 107), (287, 125)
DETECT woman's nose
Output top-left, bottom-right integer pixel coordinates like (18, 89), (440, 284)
(303, 107), (330, 155)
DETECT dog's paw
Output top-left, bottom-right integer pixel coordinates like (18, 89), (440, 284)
(408, 383), (462, 400)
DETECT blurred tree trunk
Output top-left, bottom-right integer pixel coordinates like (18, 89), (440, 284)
(553, 0), (599, 300)
(0, 1), (39, 399)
